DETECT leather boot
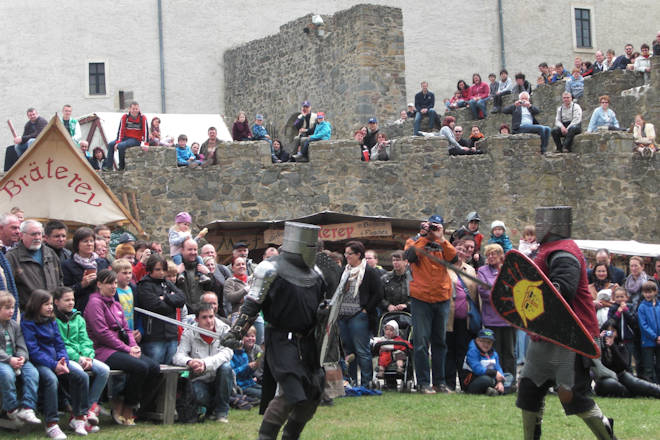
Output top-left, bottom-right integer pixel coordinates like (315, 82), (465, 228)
(522, 410), (543, 440)
(257, 421), (281, 440)
(281, 419), (306, 440)
(619, 371), (660, 398)
(579, 406), (617, 440)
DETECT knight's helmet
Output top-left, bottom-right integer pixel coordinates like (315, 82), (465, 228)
(535, 206), (572, 243)
(281, 221), (320, 268)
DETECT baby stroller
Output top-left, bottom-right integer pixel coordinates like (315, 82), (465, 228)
(371, 311), (415, 392)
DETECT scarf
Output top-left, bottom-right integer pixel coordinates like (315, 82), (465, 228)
(201, 325), (216, 345)
(55, 308), (74, 323)
(73, 252), (99, 270)
(625, 272), (648, 295)
(234, 273), (248, 284)
(342, 258), (367, 298)
(0, 253), (18, 319)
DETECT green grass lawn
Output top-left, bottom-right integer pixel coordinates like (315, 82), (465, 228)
(6, 392), (655, 440)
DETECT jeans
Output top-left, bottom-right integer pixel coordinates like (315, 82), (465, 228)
(105, 351), (160, 406)
(641, 346), (660, 383)
(104, 137), (141, 170)
(411, 297), (450, 387)
(338, 312), (372, 386)
(14, 138), (36, 157)
(37, 363), (89, 422)
(515, 328), (529, 365)
(466, 372), (514, 394)
(550, 123), (582, 152)
(243, 383), (262, 399)
(0, 360), (39, 412)
(413, 109), (438, 135)
(469, 98), (489, 119)
(517, 124), (551, 153)
(69, 359), (110, 407)
(492, 91), (511, 109)
(255, 314), (265, 346)
(191, 362), (233, 417)
(445, 317), (471, 390)
(142, 340), (178, 365)
(300, 138), (321, 158)
(172, 254), (204, 266)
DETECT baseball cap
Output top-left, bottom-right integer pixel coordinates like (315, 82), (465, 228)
(407, 102), (414, 107)
(117, 232), (136, 244)
(255, 114), (263, 120)
(428, 215), (444, 225)
(368, 117), (377, 124)
(478, 328), (496, 341)
(317, 112), (325, 119)
(233, 242), (248, 249)
(302, 100), (311, 107)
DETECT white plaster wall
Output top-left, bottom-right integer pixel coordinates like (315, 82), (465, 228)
(1, 0), (657, 148)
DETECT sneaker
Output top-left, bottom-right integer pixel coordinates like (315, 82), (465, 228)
(215, 415), (229, 423)
(15, 408), (41, 425)
(486, 387), (499, 397)
(6, 408), (25, 425)
(419, 384), (436, 394)
(434, 384), (454, 394)
(69, 417), (88, 436)
(89, 403), (101, 418)
(46, 424), (68, 440)
(86, 410), (98, 426)
(85, 423), (100, 434)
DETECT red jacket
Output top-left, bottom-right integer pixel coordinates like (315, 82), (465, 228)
(468, 82), (490, 100)
(117, 113), (148, 143)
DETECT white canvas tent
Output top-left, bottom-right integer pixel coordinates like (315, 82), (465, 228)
(574, 240), (660, 257)
(0, 115), (143, 233)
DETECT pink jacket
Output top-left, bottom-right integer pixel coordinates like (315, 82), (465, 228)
(468, 82), (490, 100)
(83, 292), (136, 362)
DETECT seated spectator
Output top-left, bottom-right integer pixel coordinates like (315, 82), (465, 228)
(175, 134), (196, 167)
(132, 240), (150, 283)
(413, 81), (438, 135)
(634, 44), (652, 82)
(190, 142), (205, 166)
(499, 124), (511, 134)
(454, 125), (471, 148)
(62, 227), (110, 313)
(173, 303), (233, 422)
(406, 102), (417, 118)
(380, 250), (411, 313)
(610, 44), (634, 70)
(592, 51), (606, 74)
(637, 281), (660, 382)
(581, 61), (594, 77)
(201, 256), (224, 307)
(136, 254), (186, 364)
(363, 117), (380, 154)
(632, 114), (656, 155)
(53, 286), (109, 426)
(445, 90), (466, 111)
(292, 101), (317, 152)
(243, 325), (263, 381)
(148, 116), (173, 147)
(626, 52), (640, 71)
(488, 221), (512, 253)
(455, 80), (470, 106)
(103, 101), (148, 171)
(88, 147), (106, 170)
(461, 328), (513, 395)
(370, 133), (391, 161)
(467, 73), (490, 120)
(502, 92), (551, 154)
(200, 127), (221, 166)
(252, 114), (273, 154)
(395, 110), (408, 124)
(565, 69), (585, 99)
(224, 257), (250, 323)
(13, 107), (48, 159)
(492, 69), (513, 113)
(468, 125), (485, 149)
(603, 49), (616, 70)
(0, 291), (41, 426)
(551, 92), (583, 153)
(440, 116), (479, 156)
(22, 289), (94, 436)
(487, 73), (498, 100)
(293, 112), (331, 162)
(60, 104), (88, 151)
(44, 220), (72, 263)
(550, 63), (568, 82)
(587, 95), (620, 132)
(232, 111), (252, 141)
(372, 320), (412, 379)
(537, 62), (550, 85)
(231, 327), (263, 399)
(511, 73), (532, 96)
(271, 139), (290, 163)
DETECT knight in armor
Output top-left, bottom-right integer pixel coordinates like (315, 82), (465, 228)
(517, 206), (617, 440)
(221, 222), (326, 440)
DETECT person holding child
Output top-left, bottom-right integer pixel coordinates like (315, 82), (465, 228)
(462, 328), (512, 395)
(22, 289), (94, 437)
(0, 291), (41, 426)
(168, 211), (208, 274)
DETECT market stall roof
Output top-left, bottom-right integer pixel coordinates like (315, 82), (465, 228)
(574, 240), (660, 257)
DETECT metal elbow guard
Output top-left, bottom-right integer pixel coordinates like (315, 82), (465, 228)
(246, 259), (278, 304)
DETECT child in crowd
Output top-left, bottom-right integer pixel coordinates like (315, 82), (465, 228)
(168, 211), (208, 268)
(251, 114), (273, 153)
(637, 281), (660, 382)
(175, 134), (195, 167)
(488, 73), (498, 99)
(230, 327), (263, 399)
(166, 259), (179, 284)
(518, 225), (539, 259)
(596, 289), (613, 327)
(461, 328), (513, 396)
(468, 125), (485, 149)
(370, 133), (391, 161)
(21, 289), (93, 438)
(112, 259), (140, 342)
(0, 291), (41, 426)
(608, 287), (637, 371)
(372, 320), (412, 378)
(488, 220), (512, 253)
(53, 286), (109, 426)
(445, 91), (464, 110)
(243, 325), (264, 384)
(148, 117), (173, 147)
(190, 142), (205, 166)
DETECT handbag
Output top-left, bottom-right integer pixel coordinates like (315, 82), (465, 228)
(105, 301), (130, 344)
(457, 274), (482, 335)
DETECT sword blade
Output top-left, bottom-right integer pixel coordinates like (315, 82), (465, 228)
(413, 246), (493, 289)
(134, 307), (222, 339)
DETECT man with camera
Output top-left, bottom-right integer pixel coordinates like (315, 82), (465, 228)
(404, 215), (457, 394)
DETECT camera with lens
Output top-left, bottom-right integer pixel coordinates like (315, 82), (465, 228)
(605, 330), (613, 338)
(428, 224), (440, 231)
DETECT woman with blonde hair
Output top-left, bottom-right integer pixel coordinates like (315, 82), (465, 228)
(632, 114), (656, 156)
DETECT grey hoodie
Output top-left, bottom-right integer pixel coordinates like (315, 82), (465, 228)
(0, 319), (29, 363)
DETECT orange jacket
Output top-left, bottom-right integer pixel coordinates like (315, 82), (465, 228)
(406, 236), (457, 303)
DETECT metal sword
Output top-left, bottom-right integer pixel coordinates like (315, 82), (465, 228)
(412, 246), (493, 289)
(134, 307), (223, 339)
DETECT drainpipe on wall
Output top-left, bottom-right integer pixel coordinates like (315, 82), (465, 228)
(498, 0), (506, 70)
(158, 0), (166, 112)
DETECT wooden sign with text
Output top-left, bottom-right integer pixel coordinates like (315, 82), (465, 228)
(263, 221), (392, 245)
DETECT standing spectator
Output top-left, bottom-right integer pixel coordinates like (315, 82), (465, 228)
(592, 51), (606, 73)
(0, 214), (21, 254)
(232, 111), (252, 141)
(252, 114), (273, 153)
(565, 69), (585, 100)
(587, 95), (620, 132)
(581, 61), (594, 77)
(467, 74), (490, 120)
(200, 126), (221, 165)
(551, 63), (568, 82)
(292, 101), (317, 152)
(588, 249), (626, 286)
(271, 139), (291, 163)
(6, 220), (63, 311)
(43, 220), (72, 263)
(518, 225), (539, 259)
(637, 281), (660, 382)
(364, 250), (386, 276)
(200, 244), (231, 289)
(60, 104), (88, 150)
(84, 270), (160, 425)
(588, 262), (619, 313)
(413, 81), (437, 136)
(224, 256), (250, 323)
(61, 227), (110, 313)
(337, 240), (383, 388)
(653, 31), (660, 56)
(226, 242), (257, 276)
(625, 256), (649, 308)
(173, 303), (233, 422)
(551, 92), (583, 153)
(492, 69), (513, 113)
(177, 238), (212, 317)
(13, 108), (48, 158)
(294, 112), (331, 162)
(380, 250), (411, 313)
(190, 142), (204, 166)
(607, 288), (637, 371)
(395, 110), (408, 124)
(502, 92), (551, 154)
(610, 44), (634, 70)
(511, 73), (532, 95)
(404, 215), (457, 394)
(103, 101), (148, 171)
(136, 254), (186, 364)
(632, 114), (656, 155)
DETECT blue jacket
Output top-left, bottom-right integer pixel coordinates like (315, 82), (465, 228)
(637, 299), (660, 348)
(488, 234), (513, 253)
(587, 107), (619, 132)
(21, 318), (69, 370)
(414, 90), (435, 111)
(231, 349), (256, 390)
(252, 124), (269, 140)
(176, 145), (194, 166)
(309, 121), (331, 141)
(462, 339), (504, 376)
(565, 76), (584, 99)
